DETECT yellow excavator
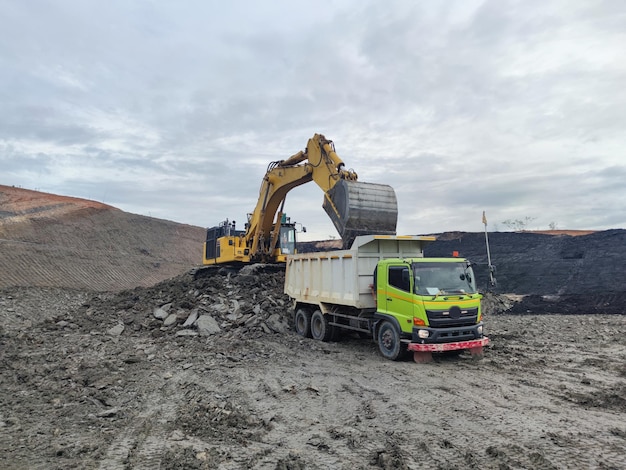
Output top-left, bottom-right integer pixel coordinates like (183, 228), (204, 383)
(202, 133), (398, 265)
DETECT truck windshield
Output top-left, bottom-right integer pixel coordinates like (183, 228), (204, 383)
(412, 262), (477, 295)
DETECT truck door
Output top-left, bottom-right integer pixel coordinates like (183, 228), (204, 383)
(383, 265), (415, 334)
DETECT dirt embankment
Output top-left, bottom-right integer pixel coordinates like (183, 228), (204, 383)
(0, 185), (205, 291)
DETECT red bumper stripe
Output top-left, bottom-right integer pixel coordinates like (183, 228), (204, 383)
(408, 337), (489, 352)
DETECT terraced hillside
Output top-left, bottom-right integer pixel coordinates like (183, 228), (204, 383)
(0, 185), (205, 291)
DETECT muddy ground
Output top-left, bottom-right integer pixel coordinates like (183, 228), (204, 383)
(1, 270), (625, 470)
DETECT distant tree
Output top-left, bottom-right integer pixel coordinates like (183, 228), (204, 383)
(501, 216), (536, 231)
(548, 221), (558, 230)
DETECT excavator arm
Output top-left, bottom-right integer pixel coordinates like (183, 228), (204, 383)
(202, 134), (398, 265)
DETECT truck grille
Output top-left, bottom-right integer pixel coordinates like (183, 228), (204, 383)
(426, 307), (478, 328)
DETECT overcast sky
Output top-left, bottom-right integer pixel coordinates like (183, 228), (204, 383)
(1, 0), (625, 239)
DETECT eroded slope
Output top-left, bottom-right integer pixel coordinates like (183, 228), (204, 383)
(0, 185), (205, 291)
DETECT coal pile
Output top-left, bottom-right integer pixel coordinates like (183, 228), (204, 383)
(425, 229), (626, 314)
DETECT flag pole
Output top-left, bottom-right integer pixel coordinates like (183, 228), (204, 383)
(482, 211), (496, 287)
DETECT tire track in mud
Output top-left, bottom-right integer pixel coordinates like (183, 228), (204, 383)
(429, 356), (626, 469)
(230, 336), (626, 469)
(203, 353), (362, 468)
(97, 389), (178, 470)
(482, 316), (626, 468)
(213, 343), (422, 468)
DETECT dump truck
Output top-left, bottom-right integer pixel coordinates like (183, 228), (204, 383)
(284, 235), (488, 362)
(202, 134), (398, 265)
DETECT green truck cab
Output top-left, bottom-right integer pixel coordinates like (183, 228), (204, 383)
(374, 257), (487, 361)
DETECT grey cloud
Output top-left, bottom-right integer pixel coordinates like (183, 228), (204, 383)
(1, 0), (624, 236)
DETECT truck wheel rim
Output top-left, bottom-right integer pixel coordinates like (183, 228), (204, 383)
(296, 315), (305, 333)
(381, 328), (394, 350)
(312, 317), (321, 337)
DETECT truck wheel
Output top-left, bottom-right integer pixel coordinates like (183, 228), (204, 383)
(311, 310), (333, 342)
(294, 308), (312, 338)
(377, 321), (402, 361)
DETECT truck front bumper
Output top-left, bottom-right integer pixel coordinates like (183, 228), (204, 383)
(408, 337), (489, 363)
(407, 337), (489, 353)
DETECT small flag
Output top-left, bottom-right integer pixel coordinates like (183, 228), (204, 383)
(482, 211), (487, 225)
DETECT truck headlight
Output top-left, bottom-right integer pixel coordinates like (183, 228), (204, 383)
(417, 329), (429, 339)
(477, 325), (483, 335)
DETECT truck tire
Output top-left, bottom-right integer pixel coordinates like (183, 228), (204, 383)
(294, 308), (312, 338)
(311, 310), (333, 342)
(377, 321), (402, 361)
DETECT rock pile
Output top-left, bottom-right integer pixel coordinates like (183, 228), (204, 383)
(73, 265), (517, 343)
(481, 291), (515, 315)
(75, 265), (294, 340)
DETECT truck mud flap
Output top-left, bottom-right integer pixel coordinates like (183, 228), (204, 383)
(323, 180), (398, 248)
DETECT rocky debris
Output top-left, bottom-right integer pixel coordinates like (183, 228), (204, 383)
(182, 308), (199, 327)
(76, 265), (515, 340)
(507, 292), (626, 315)
(2, 286), (626, 469)
(296, 239), (343, 253)
(106, 323), (125, 336)
(175, 329), (198, 337)
(153, 303), (172, 319)
(163, 313), (178, 327)
(196, 315), (221, 336)
(95, 408), (120, 418)
(481, 292), (515, 315)
(73, 265), (293, 340)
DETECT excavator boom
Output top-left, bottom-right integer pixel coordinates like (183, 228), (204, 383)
(202, 134), (398, 265)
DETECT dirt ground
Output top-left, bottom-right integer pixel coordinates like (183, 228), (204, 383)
(2, 186), (625, 468)
(2, 271), (625, 470)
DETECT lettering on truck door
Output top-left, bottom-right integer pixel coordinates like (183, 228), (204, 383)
(385, 265), (415, 333)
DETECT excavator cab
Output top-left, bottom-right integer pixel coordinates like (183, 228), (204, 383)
(203, 216), (299, 265)
(278, 224), (296, 255)
(272, 214), (298, 262)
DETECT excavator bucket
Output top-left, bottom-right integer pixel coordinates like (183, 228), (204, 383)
(323, 180), (398, 248)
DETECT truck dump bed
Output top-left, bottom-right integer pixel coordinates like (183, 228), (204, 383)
(284, 235), (434, 309)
